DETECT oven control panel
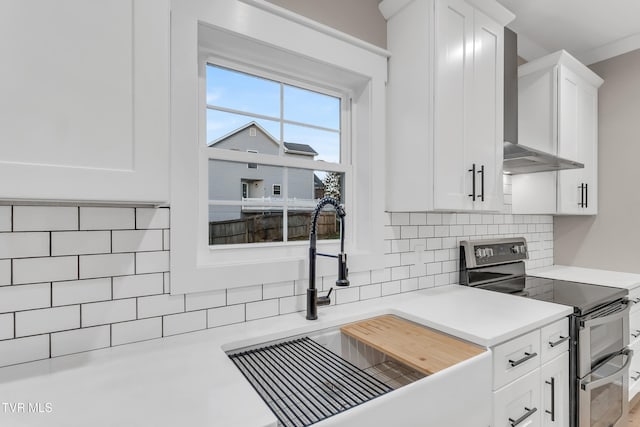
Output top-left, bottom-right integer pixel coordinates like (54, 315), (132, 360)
(461, 238), (528, 268)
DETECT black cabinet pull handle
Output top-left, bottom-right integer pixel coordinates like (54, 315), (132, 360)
(578, 183), (584, 207)
(508, 351), (537, 367)
(548, 335), (569, 348)
(509, 407), (537, 427)
(585, 183), (588, 208)
(468, 163), (476, 201)
(478, 164), (485, 202)
(545, 377), (556, 421)
(632, 371), (640, 382)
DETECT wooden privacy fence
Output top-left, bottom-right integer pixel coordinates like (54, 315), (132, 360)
(209, 211), (338, 245)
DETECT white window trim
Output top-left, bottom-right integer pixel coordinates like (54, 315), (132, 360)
(170, 0), (389, 294)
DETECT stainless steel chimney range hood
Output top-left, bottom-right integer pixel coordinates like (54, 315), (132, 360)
(502, 28), (584, 175)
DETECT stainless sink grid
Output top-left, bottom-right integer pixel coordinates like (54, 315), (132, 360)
(228, 336), (394, 427)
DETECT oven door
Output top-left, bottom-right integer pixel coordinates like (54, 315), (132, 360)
(578, 300), (631, 378)
(579, 348), (632, 427)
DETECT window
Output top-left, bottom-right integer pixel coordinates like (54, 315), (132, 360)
(205, 63), (346, 246)
(170, 4), (388, 293)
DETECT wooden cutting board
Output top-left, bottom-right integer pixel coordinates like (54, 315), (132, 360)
(340, 315), (485, 375)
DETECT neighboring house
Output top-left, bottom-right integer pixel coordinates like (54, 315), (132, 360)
(208, 122), (318, 221)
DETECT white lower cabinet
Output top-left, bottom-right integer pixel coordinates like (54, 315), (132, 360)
(492, 318), (569, 427)
(541, 352), (569, 427)
(494, 367), (542, 427)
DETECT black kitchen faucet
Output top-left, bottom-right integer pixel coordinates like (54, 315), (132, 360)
(306, 197), (349, 320)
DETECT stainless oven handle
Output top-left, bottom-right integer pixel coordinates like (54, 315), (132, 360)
(580, 300), (630, 329)
(580, 348), (633, 391)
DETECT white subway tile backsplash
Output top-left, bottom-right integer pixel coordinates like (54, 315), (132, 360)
(135, 251), (169, 274)
(82, 299), (136, 327)
(208, 305), (245, 328)
(359, 283), (381, 300)
(335, 287), (359, 304)
(0, 206), (11, 232)
(80, 253), (134, 279)
(390, 212), (410, 226)
(13, 256), (77, 285)
(401, 278), (418, 292)
(51, 231), (111, 256)
(15, 306), (79, 337)
(227, 285), (262, 305)
(0, 232), (49, 259)
(0, 260), (9, 286)
(0, 313), (13, 340)
(163, 311), (207, 336)
(279, 295), (305, 315)
(51, 325), (110, 357)
(112, 318), (162, 346)
(0, 203), (556, 367)
(136, 208), (170, 229)
(53, 278), (112, 306)
(113, 273), (163, 299)
(246, 299), (279, 321)
(80, 207), (135, 230)
(13, 206), (77, 231)
(262, 281), (294, 300)
(381, 281), (401, 296)
(112, 230), (163, 253)
(138, 294), (184, 318)
(185, 289), (226, 311)
(0, 283), (50, 313)
(0, 335), (49, 367)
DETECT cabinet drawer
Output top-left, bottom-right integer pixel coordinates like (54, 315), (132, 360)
(493, 329), (541, 389)
(540, 318), (569, 364)
(494, 367), (542, 427)
(630, 286), (640, 313)
(629, 340), (640, 395)
(630, 310), (640, 343)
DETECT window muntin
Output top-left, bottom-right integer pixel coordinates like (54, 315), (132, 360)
(205, 63), (346, 247)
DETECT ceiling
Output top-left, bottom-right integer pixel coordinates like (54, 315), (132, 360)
(496, 0), (640, 64)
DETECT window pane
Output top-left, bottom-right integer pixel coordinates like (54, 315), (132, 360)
(283, 123), (340, 163)
(283, 85), (340, 130)
(209, 206), (284, 245)
(206, 64), (280, 118)
(206, 110), (280, 147)
(287, 169), (345, 242)
(208, 160), (284, 202)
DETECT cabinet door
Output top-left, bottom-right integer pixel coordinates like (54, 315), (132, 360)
(433, 0), (475, 210)
(469, 10), (503, 211)
(0, 0), (169, 203)
(542, 352), (569, 427)
(494, 368), (542, 427)
(557, 67), (598, 215)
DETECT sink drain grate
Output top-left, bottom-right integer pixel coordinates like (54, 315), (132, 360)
(228, 337), (393, 427)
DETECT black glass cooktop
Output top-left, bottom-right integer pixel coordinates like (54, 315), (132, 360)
(476, 275), (628, 314)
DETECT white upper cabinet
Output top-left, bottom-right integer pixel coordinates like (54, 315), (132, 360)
(382, 0), (513, 212)
(512, 51), (602, 215)
(0, 0), (170, 204)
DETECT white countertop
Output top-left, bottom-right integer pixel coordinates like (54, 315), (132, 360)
(0, 285), (572, 427)
(529, 265), (640, 290)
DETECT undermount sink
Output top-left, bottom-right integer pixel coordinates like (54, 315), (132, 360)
(226, 313), (494, 427)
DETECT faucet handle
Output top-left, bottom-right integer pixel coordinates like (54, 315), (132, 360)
(317, 288), (333, 306)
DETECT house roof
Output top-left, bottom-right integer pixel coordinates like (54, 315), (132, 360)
(314, 174), (324, 188)
(208, 121), (318, 157)
(283, 142), (318, 156)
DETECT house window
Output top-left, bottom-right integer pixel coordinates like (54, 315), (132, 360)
(205, 63), (346, 246)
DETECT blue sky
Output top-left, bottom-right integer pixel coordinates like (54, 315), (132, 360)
(206, 64), (341, 164)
